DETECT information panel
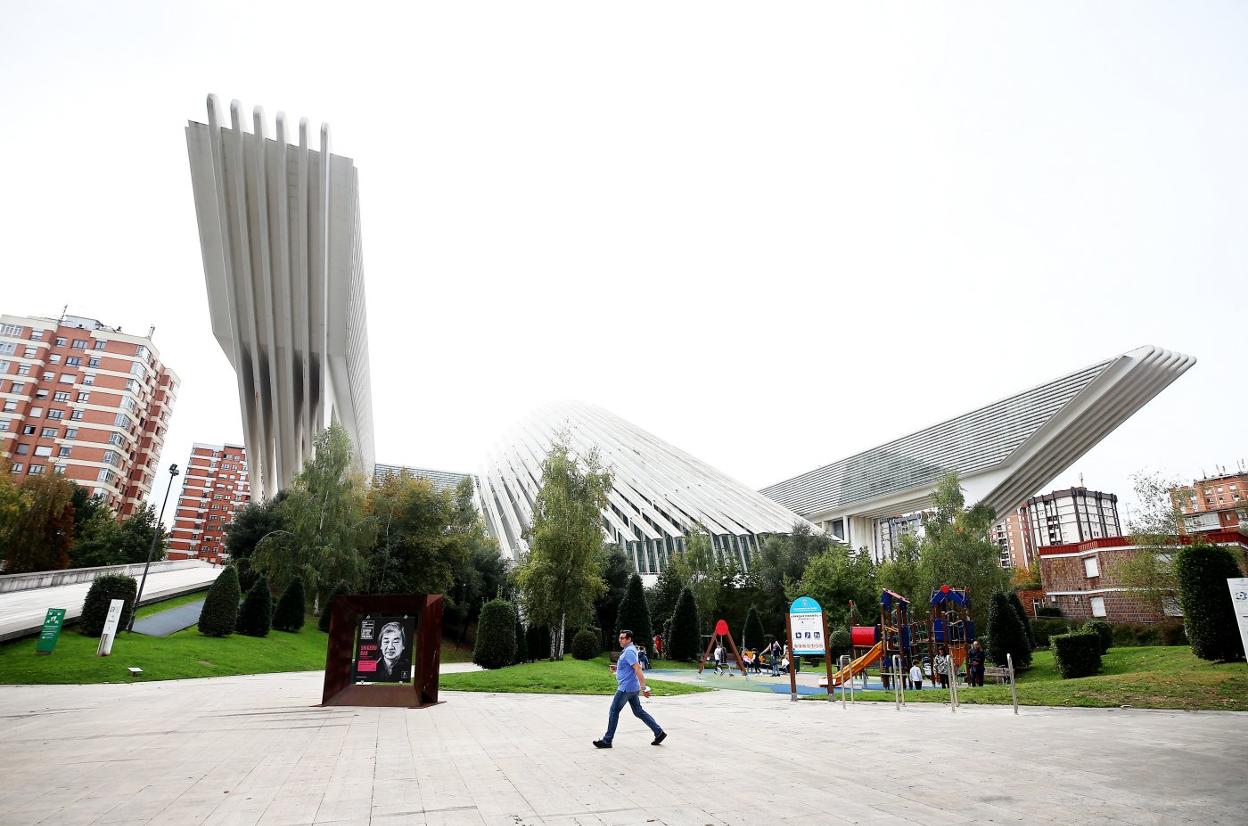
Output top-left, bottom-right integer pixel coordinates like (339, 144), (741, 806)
(35, 608), (66, 655)
(353, 616), (415, 683)
(1228, 578), (1248, 661)
(788, 596), (825, 655)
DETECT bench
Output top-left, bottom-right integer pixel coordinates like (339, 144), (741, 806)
(983, 665), (1011, 684)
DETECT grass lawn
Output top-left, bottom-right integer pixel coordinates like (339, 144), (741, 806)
(807, 647), (1248, 711)
(440, 655), (710, 696)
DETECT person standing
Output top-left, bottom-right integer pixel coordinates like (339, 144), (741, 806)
(713, 639), (725, 675)
(594, 630), (667, 749)
(768, 639), (782, 677)
(909, 661), (923, 690)
(968, 640), (986, 687)
(934, 653), (949, 689)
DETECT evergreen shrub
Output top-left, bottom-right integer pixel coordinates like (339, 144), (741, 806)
(1176, 544), (1245, 662)
(79, 574), (137, 636)
(197, 565), (241, 637)
(667, 587), (701, 662)
(1052, 631), (1102, 678)
(473, 599), (517, 669)
(318, 580), (349, 633)
(828, 628), (851, 660)
(614, 574), (653, 650)
(1083, 619), (1113, 654)
(987, 591), (1031, 668)
(236, 576), (272, 637)
(1030, 618), (1073, 648)
(1008, 591), (1035, 650)
(1160, 622), (1187, 647)
(571, 628), (600, 660)
(742, 606), (765, 651)
(272, 577), (306, 632)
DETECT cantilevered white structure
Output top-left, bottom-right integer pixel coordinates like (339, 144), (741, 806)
(761, 345), (1195, 557)
(186, 96), (374, 500)
(481, 402), (809, 574)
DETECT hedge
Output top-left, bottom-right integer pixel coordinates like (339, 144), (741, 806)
(1176, 544), (1245, 662)
(615, 574), (653, 649)
(473, 599), (517, 669)
(197, 565), (241, 637)
(236, 576), (272, 637)
(987, 591), (1031, 668)
(571, 628), (601, 660)
(1083, 619), (1113, 655)
(667, 587), (701, 662)
(1036, 605), (1064, 618)
(79, 574), (138, 636)
(272, 577), (306, 632)
(1111, 622), (1188, 647)
(1052, 631), (1102, 678)
(318, 580), (349, 633)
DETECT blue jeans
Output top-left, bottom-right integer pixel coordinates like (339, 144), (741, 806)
(602, 690), (662, 743)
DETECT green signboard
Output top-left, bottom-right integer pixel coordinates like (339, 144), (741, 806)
(35, 608), (67, 655)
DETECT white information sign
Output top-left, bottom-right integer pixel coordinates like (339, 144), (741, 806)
(96, 599), (125, 657)
(788, 596), (826, 655)
(1228, 578), (1248, 662)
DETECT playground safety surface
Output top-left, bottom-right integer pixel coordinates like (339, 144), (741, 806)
(0, 669), (1243, 824)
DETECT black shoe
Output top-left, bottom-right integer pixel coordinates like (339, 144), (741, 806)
(651, 731), (667, 746)
(593, 740), (612, 749)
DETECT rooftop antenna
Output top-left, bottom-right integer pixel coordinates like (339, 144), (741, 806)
(1078, 473), (1084, 488)
(59, 304), (68, 323)
(148, 325), (156, 339)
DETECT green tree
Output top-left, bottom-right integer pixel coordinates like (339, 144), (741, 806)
(1117, 470), (1183, 615)
(198, 566), (241, 637)
(272, 576), (306, 632)
(365, 474), (470, 595)
(2, 473), (75, 574)
(742, 605), (765, 650)
(473, 598), (517, 669)
(877, 532), (922, 603)
(253, 425), (372, 602)
(667, 586), (701, 662)
(444, 477), (508, 644)
(671, 530), (723, 631)
(223, 491), (289, 563)
(1176, 544), (1244, 661)
(237, 576), (273, 637)
(594, 544), (632, 649)
(986, 590), (1031, 668)
(615, 573), (653, 647)
(515, 439), (611, 659)
(68, 508), (126, 568)
(318, 579), (350, 633)
(788, 545), (877, 631)
(915, 474), (1009, 630)
(752, 524), (831, 634)
(647, 564), (686, 638)
(114, 503), (169, 565)
(69, 484), (107, 542)
(1007, 591), (1035, 650)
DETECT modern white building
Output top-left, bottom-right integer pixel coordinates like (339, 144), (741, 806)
(186, 96), (374, 500)
(761, 346), (1194, 559)
(480, 401), (808, 575)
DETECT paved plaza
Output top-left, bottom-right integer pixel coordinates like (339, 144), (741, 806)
(0, 671), (1245, 825)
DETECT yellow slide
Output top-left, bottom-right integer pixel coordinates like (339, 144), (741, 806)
(820, 641), (885, 688)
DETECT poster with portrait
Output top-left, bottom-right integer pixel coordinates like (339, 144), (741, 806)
(353, 616), (415, 684)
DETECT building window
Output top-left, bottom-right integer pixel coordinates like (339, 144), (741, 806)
(82, 375), (94, 386)
(94, 339), (106, 350)
(54, 391), (70, 402)
(41, 427), (57, 437)
(65, 356), (82, 367)
(29, 406), (42, 417)
(17, 365), (30, 376)
(97, 468), (115, 483)
(58, 374), (75, 384)
(55, 337), (67, 347)
(72, 339), (87, 350)
(76, 392), (89, 403)
(65, 428), (77, 439)
(0, 343), (15, 355)
(52, 464), (65, 475)
(58, 446), (71, 458)
(34, 445), (52, 457)
(47, 409), (64, 420)
(4, 401), (18, 412)
(1089, 596), (1106, 618)
(70, 409), (84, 421)
(27, 465), (46, 475)
(31, 330), (46, 341)
(102, 450), (120, 467)
(10, 463), (22, 473)
(0, 324), (22, 336)
(11, 383), (25, 394)
(88, 357), (101, 368)
(1083, 557), (1099, 578)
(49, 353), (61, 363)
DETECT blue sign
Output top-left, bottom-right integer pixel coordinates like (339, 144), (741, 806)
(788, 596), (825, 655)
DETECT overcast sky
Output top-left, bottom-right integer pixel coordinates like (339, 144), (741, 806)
(2, 2), (1244, 527)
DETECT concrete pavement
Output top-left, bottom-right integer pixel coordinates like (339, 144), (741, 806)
(0, 669), (1244, 825)
(0, 563), (221, 641)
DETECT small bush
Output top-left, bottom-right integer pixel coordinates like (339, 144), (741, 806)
(318, 580), (349, 633)
(473, 599), (517, 669)
(987, 591), (1031, 668)
(1030, 617), (1073, 648)
(1176, 544), (1245, 662)
(198, 566), (241, 637)
(272, 577), (306, 632)
(1052, 631), (1102, 678)
(571, 628), (600, 660)
(667, 587), (701, 662)
(1036, 605), (1064, 618)
(236, 576), (272, 637)
(1160, 621), (1187, 647)
(1083, 620), (1113, 654)
(79, 574), (137, 636)
(828, 628), (851, 660)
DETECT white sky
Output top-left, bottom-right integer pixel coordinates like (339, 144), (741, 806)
(2, 2), (1245, 526)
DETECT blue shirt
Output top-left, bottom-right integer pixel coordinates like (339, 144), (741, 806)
(616, 645), (640, 692)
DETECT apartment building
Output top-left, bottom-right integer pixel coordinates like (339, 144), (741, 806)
(0, 313), (177, 516)
(989, 509), (1030, 569)
(1020, 487), (1121, 553)
(1173, 469), (1248, 534)
(168, 443), (250, 564)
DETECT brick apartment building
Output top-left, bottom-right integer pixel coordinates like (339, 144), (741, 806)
(1037, 530), (1248, 624)
(990, 487), (1122, 570)
(1173, 470), (1247, 535)
(168, 443), (250, 564)
(990, 509), (1030, 569)
(0, 313), (177, 516)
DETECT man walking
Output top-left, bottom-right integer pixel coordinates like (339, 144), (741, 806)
(594, 629), (667, 749)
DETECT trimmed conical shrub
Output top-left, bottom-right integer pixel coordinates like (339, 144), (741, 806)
(614, 573), (653, 648)
(198, 566), (241, 637)
(272, 577), (306, 632)
(668, 587), (701, 662)
(473, 598), (517, 669)
(1177, 544), (1245, 661)
(318, 580), (349, 633)
(987, 590), (1031, 668)
(236, 575), (272, 637)
(80, 574), (138, 636)
(742, 605), (765, 651)
(1008, 591), (1035, 650)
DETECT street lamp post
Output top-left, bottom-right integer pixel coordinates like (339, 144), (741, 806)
(128, 462), (179, 631)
